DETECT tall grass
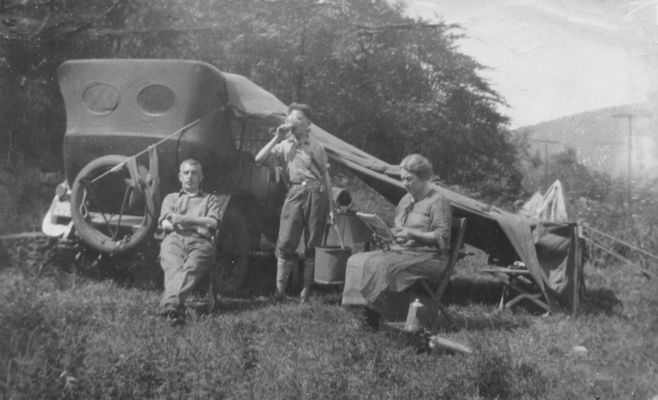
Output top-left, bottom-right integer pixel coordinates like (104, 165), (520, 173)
(1, 241), (657, 400)
(2, 172), (657, 399)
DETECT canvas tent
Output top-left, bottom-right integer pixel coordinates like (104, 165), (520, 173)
(519, 180), (569, 222)
(221, 72), (583, 314)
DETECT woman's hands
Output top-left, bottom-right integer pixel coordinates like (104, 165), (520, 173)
(392, 227), (414, 245)
(393, 227), (438, 247)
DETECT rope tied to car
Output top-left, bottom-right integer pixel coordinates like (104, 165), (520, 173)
(89, 107), (224, 184)
(69, 107), (226, 254)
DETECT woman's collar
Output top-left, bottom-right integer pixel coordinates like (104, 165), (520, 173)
(410, 185), (433, 202)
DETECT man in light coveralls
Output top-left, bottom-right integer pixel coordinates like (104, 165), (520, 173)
(255, 103), (334, 303)
(158, 159), (221, 323)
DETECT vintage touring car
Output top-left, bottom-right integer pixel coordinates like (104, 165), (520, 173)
(42, 59), (296, 291)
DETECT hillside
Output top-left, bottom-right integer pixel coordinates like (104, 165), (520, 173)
(515, 104), (657, 178)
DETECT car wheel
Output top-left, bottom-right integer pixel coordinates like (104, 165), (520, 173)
(70, 154), (157, 254)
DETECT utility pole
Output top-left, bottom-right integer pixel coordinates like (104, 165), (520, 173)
(528, 138), (561, 191)
(610, 111), (652, 210)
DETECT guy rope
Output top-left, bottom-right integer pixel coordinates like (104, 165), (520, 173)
(580, 223), (658, 280)
(90, 107), (223, 184)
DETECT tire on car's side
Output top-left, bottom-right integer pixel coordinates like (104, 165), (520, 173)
(70, 154), (157, 254)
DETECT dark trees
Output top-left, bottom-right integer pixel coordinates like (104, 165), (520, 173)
(1, 0), (521, 199)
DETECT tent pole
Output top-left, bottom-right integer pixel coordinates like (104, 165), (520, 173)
(572, 224), (581, 316)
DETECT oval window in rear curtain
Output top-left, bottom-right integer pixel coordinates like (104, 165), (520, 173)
(82, 82), (120, 115)
(137, 84), (176, 114)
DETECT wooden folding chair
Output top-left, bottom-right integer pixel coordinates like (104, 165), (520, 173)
(481, 266), (549, 313)
(206, 228), (221, 312)
(418, 217), (467, 326)
(206, 195), (234, 312)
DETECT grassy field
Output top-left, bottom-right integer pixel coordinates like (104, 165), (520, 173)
(1, 239), (657, 400)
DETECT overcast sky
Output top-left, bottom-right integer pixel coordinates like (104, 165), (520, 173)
(401, 0), (658, 128)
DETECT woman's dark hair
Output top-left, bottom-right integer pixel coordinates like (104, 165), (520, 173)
(400, 154), (433, 180)
(288, 102), (314, 122)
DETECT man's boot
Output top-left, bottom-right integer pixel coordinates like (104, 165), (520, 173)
(300, 259), (314, 303)
(275, 258), (294, 299)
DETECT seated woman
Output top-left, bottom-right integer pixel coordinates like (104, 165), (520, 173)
(342, 154), (452, 315)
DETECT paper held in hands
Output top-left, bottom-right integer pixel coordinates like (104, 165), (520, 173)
(355, 212), (396, 244)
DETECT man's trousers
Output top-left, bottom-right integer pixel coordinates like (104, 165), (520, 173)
(275, 182), (328, 293)
(159, 232), (214, 311)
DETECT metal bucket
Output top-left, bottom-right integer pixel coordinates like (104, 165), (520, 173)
(314, 246), (352, 284)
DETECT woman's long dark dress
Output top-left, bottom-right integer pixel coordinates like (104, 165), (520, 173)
(341, 187), (452, 307)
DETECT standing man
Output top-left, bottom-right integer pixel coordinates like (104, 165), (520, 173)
(159, 159), (221, 323)
(255, 103), (334, 302)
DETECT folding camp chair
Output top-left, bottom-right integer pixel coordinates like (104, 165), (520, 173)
(417, 217), (467, 326)
(481, 265), (549, 313)
(207, 228), (221, 312)
(206, 195), (236, 312)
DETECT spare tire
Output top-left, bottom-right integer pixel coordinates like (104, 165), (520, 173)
(70, 154), (157, 254)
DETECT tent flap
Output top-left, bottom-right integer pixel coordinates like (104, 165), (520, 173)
(220, 71), (582, 313)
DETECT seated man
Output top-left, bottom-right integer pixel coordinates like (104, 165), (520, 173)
(342, 154), (452, 321)
(158, 159), (221, 322)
